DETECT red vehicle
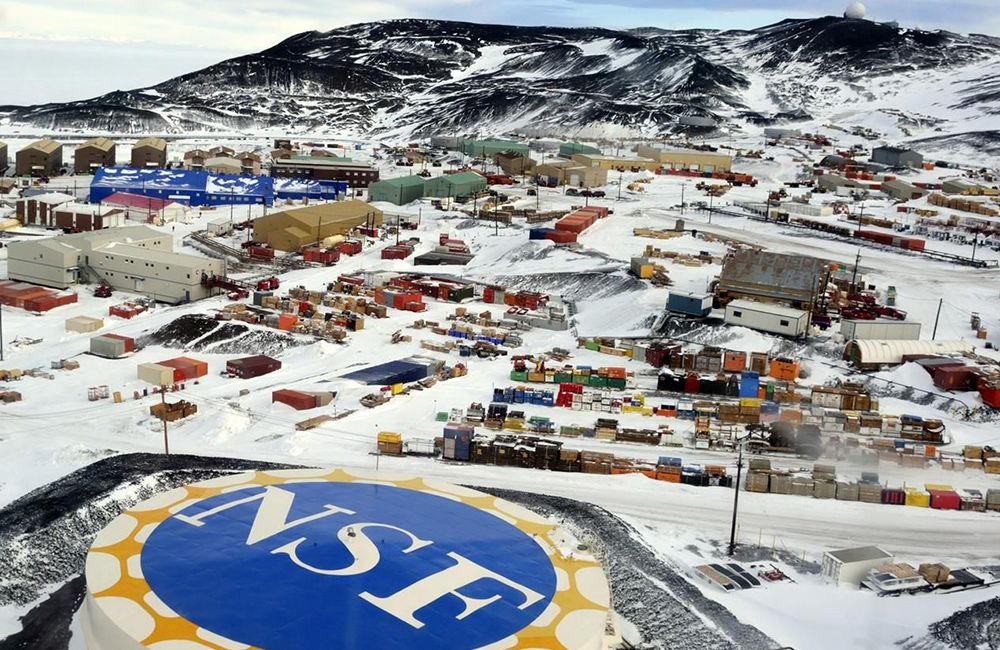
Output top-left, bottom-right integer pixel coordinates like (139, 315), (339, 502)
(847, 292), (877, 305)
(811, 313), (833, 329)
(842, 306), (877, 320)
(877, 306), (908, 320)
(228, 289), (249, 300)
(94, 284), (113, 298)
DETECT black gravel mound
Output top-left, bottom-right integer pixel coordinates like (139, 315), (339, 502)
(138, 314), (307, 356)
(901, 596), (1000, 650)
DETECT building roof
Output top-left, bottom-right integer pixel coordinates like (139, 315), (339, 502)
(97, 243), (215, 268)
(184, 149), (208, 159)
(826, 546), (893, 564)
(573, 154), (655, 164)
(276, 156), (366, 168)
(24, 139), (61, 154)
(204, 156), (242, 168)
(442, 171), (486, 185)
(874, 146), (917, 155)
(374, 175), (426, 188)
(237, 152), (261, 162)
(134, 137), (167, 150)
(23, 192), (75, 205)
(79, 137), (115, 152)
(103, 192), (181, 211)
(846, 340), (973, 365)
(881, 179), (921, 191)
(727, 299), (808, 319)
(719, 251), (829, 299)
(53, 202), (115, 215)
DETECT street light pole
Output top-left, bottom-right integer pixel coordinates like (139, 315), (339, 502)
(728, 436), (746, 556)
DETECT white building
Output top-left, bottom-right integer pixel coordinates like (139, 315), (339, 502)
(6, 225), (223, 304)
(207, 217), (234, 236)
(724, 299), (809, 337)
(771, 202), (834, 218)
(822, 546), (894, 587)
(101, 192), (188, 224)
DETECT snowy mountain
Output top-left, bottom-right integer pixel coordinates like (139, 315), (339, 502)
(4, 17), (1000, 139)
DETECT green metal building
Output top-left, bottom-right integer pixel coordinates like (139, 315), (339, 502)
(558, 142), (601, 157)
(368, 176), (426, 205)
(459, 139), (529, 158)
(423, 172), (488, 199)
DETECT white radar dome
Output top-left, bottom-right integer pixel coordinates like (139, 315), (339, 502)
(844, 1), (867, 19)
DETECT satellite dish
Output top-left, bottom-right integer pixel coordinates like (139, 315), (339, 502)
(844, 1), (866, 19)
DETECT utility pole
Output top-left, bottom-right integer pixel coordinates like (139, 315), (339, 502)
(932, 298), (943, 340)
(680, 184), (685, 215)
(728, 436), (745, 556)
(850, 248), (862, 291)
(229, 189), (235, 225)
(617, 170), (623, 201)
(972, 235), (979, 263)
(160, 387), (170, 455)
(0, 303), (4, 361)
(708, 194), (714, 224)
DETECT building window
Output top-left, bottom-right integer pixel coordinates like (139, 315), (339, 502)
(732, 310), (742, 318)
(780, 319), (790, 327)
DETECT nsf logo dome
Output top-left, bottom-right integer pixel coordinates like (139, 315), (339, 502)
(81, 470), (612, 650)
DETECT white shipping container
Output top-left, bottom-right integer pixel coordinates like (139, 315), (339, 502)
(841, 319), (922, 341)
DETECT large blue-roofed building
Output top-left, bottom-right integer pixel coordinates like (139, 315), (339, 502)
(89, 167), (347, 207)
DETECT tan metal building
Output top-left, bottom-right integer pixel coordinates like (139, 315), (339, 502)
(74, 137), (116, 174)
(16, 139), (63, 177)
(271, 156), (380, 188)
(253, 200), (383, 252)
(0, 141), (8, 173)
(131, 137), (168, 168)
(635, 146), (732, 173)
(6, 225), (222, 303)
(204, 156), (242, 175)
(238, 152), (262, 175)
(496, 152), (536, 176)
(209, 145), (235, 157)
(570, 153), (659, 172)
(183, 149), (209, 170)
(535, 161), (608, 188)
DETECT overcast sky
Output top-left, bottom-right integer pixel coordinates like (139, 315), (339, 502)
(2, 0), (996, 104)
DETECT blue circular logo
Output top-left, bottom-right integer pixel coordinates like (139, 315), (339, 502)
(141, 482), (557, 650)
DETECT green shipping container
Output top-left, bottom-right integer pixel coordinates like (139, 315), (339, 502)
(554, 373), (573, 383)
(585, 340), (600, 351)
(511, 371), (529, 382)
(435, 411), (449, 422)
(765, 382), (775, 400)
(608, 378), (627, 389)
(573, 375), (589, 385)
(590, 376), (608, 387)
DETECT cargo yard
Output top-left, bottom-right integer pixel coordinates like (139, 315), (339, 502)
(2, 125), (1000, 650)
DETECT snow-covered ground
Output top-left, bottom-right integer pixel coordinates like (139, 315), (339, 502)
(2, 126), (1000, 649)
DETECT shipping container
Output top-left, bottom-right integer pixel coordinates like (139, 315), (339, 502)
(841, 319), (922, 341)
(90, 334), (134, 359)
(667, 291), (713, 318)
(66, 316), (104, 333)
(158, 357), (208, 381)
(272, 389), (318, 410)
(137, 362), (175, 386)
(932, 366), (976, 391)
(227, 355), (282, 379)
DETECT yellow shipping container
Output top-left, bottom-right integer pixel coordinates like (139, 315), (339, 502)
(640, 407), (655, 416)
(377, 432), (402, 444)
(638, 265), (653, 279)
(905, 488), (930, 508)
(923, 483), (953, 492)
(391, 383), (404, 395)
(739, 397), (762, 408)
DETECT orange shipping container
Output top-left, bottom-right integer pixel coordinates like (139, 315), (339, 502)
(723, 352), (747, 372)
(278, 313), (299, 330)
(769, 359), (800, 382)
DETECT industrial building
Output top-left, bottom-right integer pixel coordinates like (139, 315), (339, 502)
(21, 202), (126, 232)
(238, 152), (262, 175)
(101, 192), (188, 224)
(716, 251), (830, 310)
(764, 127), (801, 140)
(769, 202), (834, 218)
(16, 139), (63, 177)
(941, 179), (996, 195)
(183, 149), (209, 170)
(423, 172), (487, 198)
(460, 139), (530, 159)
(252, 200), (383, 251)
(496, 152), (536, 176)
(15, 193), (75, 226)
(558, 142), (601, 157)
(724, 300), (809, 338)
(634, 146), (732, 173)
(131, 138), (168, 168)
(678, 115), (717, 128)
(6, 225), (223, 303)
(0, 141), (7, 173)
(90, 167), (345, 206)
(570, 153), (658, 172)
(871, 146), (923, 168)
(430, 135), (461, 150)
(817, 174), (864, 193)
(822, 547), (895, 587)
(880, 179), (927, 201)
(535, 161), (607, 188)
(841, 319), (921, 341)
(368, 176), (427, 205)
(270, 156), (379, 187)
(204, 156), (242, 175)
(74, 138), (116, 174)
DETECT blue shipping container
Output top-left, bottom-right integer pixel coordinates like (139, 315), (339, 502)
(739, 372), (760, 398)
(667, 291), (713, 318)
(529, 228), (554, 240)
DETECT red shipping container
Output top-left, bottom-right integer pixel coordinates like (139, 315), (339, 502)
(104, 334), (135, 352)
(928, 490), (961, 510)
(684, 374), (701, 394)
(933, 366), (974, 391)
(272, 389), (317, 411)
(338, 274), (365, 286)
(545, 230), (577, 244)
(159, 357), (208, 380)
(227, 355), (282, 379)
(336, 241), (362, 256)
(484, 287), (496, 303)
(405, 301), (427, 312)
(24, 296), (60, 312)
(980, 384), (1000, 407)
